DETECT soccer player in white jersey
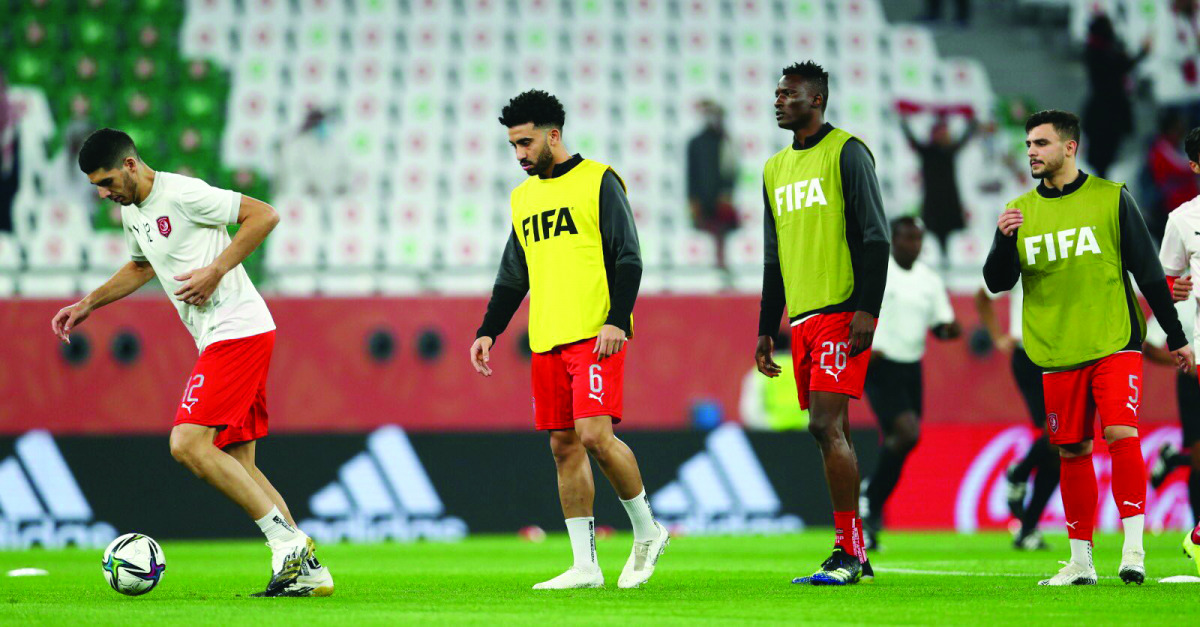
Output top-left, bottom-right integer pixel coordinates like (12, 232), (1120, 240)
(1157, 126), (1200, 571)
(859, 217), (960, 550)
(50, 129), (332, 597)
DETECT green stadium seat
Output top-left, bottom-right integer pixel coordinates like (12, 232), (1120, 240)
(130, 19), (179, 53)
(134, 0), (185, 18)
(13, 16), (62, 50)
(6, 49), (53, 85)
(117, 87), (163, 122)
(127, 54), (168, 85)
(70, 15), (120, 51)
(177, 85), (223, 124)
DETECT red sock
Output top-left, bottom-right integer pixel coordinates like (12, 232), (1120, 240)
(1193, 522), (1200, 545)
(851, 516), (868, 563)
(1059, 454), (1097, 542)
(1109, 437), (1147, 519)
(834, 511), (857, 556)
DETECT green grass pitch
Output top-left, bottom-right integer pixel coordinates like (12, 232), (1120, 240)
(2, 531), (1198, 625)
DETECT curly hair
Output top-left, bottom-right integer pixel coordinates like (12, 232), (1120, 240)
(781, 61), (829, 111)
(498, 89), (566, 129)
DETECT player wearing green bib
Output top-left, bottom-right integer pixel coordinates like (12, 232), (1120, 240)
(984, 110), (1194, 587)
(756, 62), (890, 586)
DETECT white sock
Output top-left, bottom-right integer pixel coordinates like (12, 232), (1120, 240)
(1069, 538), (1093, 568)
(1122, 514), (1145, 555)
(620, 489), (658, 542)
(565, 517), (598, 570)
(256, 506), (302, 544)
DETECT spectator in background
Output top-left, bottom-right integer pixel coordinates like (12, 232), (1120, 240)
(686, 100), (739, 270)
(276, 109), (347, 203)
(1148, 111), (1200, 241)
(1082, 14), (1150, 179)
(900, 111), (977, 264)
(0, 70), (17, 233)
(1154, 0), (1200, 127)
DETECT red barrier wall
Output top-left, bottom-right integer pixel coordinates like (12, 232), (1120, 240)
(0, 295), (1181, 434)
(885, 424), (1195, 532)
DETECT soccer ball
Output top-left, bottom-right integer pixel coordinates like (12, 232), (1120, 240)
(101, 533), (166, 596)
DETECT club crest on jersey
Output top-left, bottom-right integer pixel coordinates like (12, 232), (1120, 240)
(1047, 412), (1059, 433)
(522, 207), (578, 244)
(1023, 226), (1100, 265)
(774, 177), (828, 215)
(156, 216), (172, 238)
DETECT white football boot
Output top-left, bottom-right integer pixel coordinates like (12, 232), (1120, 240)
(1118, 549), (1145, 585)
(532, 566), (604, 590)
(1038, 560), (1098, 586)
(284, 555), (335, 597)
(253, 534), (314, 597)
(618, 521), (670, 589)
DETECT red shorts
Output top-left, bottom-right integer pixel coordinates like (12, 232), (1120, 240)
(1042, 351), (1142, 446)
(531, 338), (625, 431)
(173, 331), (275, 449)
(790, 312), (872, 410)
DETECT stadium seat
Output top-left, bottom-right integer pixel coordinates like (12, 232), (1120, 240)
(263, 229), (322, 295)
(239, 18), (290, 58)
(24, 231), (84, 273)
(242, 0), (293, 20)
(668, 230), (719, 271)
(180, 13), (234, 66)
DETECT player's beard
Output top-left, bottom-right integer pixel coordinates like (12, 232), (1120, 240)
(1030, 153), (1063, 180)
(524, 143), (554, 177)
(117, 172), (138, 205)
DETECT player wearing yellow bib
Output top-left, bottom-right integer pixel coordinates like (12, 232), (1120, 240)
(755, 62), (891, 586)
(470, 90), (667, 590)
(984, 110), (1194, 586)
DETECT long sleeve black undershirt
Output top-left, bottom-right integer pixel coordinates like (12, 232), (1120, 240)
(982, 173), (1187, 352)
(477, 159), (642, 342)
(758, 126), (890, 337)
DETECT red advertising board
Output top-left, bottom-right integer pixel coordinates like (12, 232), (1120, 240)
(0, 295), (1184, 434)
(885, 424), (1196, 532)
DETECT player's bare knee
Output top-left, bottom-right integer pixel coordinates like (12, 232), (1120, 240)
(1102, 425), (1137, 443)
(549, 430), (584, 464)
(806, 418), (844, 447)
(578, 430), (611, 456)
(168, 430), (200, 468)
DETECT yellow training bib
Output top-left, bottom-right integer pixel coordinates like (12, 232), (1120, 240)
(511, 159), (623, 353)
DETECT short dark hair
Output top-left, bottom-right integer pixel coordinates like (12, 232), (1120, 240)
(78, 128), (139, 173)
(1024, 109), (1080, 144)
(781, 61), (829, 111)
(1186, 127), (1200, 163)
(498, 90), (565, 129)
(891, 215), (923, 236)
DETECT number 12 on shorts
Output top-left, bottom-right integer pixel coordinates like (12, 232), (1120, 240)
(181, 374), (204, 414)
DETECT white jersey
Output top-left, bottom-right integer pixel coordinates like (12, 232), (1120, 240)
(873, 260), (955, 363)
(1159, 194), (1200, 344)
(122, 172), (275, 351)
(1145, 298), (1196, 351)
(983, 276), (1024, 344)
